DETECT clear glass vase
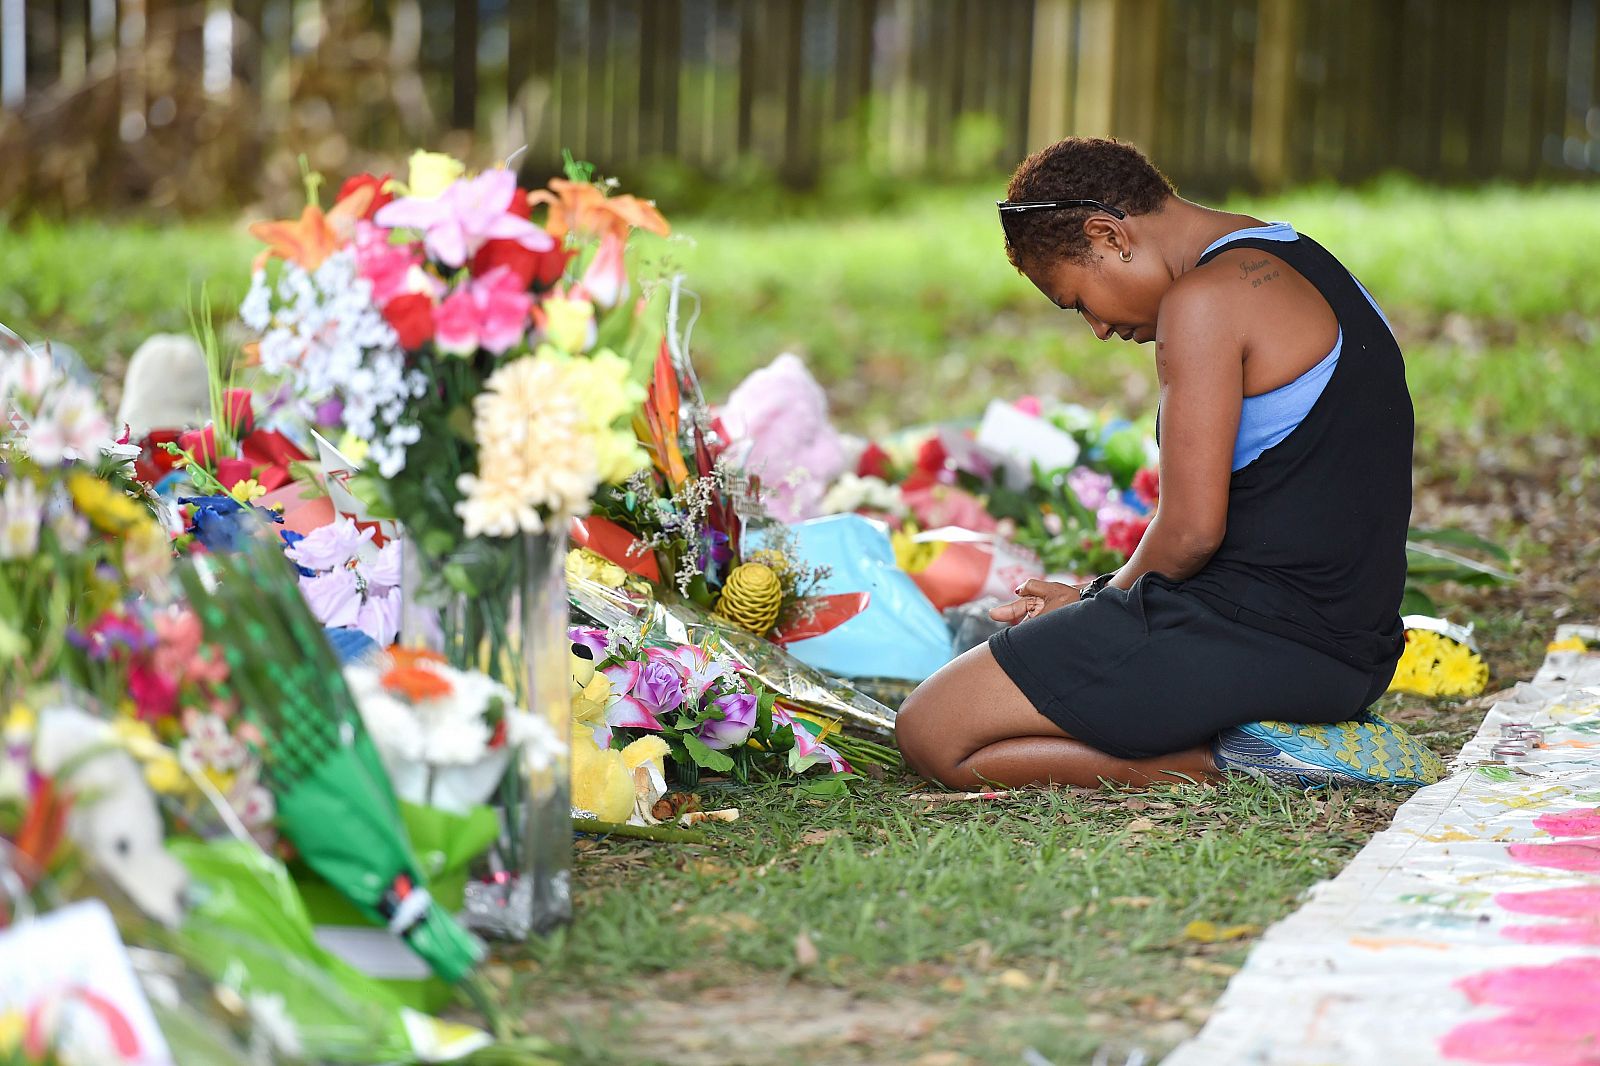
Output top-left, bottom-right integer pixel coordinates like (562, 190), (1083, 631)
(403, 529), (572, 939)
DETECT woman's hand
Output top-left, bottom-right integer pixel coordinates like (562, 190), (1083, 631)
(989, 579), (1080, 625)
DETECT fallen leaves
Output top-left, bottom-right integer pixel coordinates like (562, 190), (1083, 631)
(1182, 920), (1261, 944)
(793, 930), (820, 969)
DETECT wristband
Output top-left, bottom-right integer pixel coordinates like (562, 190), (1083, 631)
(1078, 573), (1115, 600)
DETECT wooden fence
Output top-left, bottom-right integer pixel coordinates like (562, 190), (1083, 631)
(2, 0), (1598, 214)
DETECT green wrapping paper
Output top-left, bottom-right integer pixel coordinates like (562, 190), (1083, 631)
(178, 543), (484, 985)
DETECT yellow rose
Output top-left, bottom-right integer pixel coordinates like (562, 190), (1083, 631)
(539, 297), (596, 354)
(406, 150), (467, 200)
(67, 471), (148, 535)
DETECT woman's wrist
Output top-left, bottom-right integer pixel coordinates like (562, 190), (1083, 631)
(1077, 573), (1116, 600)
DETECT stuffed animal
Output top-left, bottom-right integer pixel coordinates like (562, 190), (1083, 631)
(114, 333), (211, 439)
(31, 706), (189, 927)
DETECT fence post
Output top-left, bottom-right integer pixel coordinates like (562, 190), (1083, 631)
(1073, 0), (1116, 137)
(1028, 0), (1073, 147)
(1251, 0), (1298, 189)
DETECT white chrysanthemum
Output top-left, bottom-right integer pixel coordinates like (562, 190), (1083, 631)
(353, 688), (427, 762)
(455, 354), (600, 538)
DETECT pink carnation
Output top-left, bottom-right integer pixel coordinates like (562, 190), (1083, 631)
(432, 267), (534, 357)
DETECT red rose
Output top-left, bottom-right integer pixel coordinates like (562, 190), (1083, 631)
(336, 173), (394, 220)
(508, 188), (532, 220)
(915, 435), (948, 475)
(383, 293), (436, 350)
(1104, 516), (1152, 558)
(1132, 467), (1160, 506)
(473, 239), (573, 291)
(856, 441), (891, 480)
(223, 388), (255, 436)
(179, 425), (218, 469)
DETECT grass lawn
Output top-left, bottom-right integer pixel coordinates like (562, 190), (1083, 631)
(5, 181), (1598, 1063)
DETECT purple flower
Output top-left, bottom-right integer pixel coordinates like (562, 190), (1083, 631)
(298, 569), (362, 629)
(363, 541), (403, 591)
(569, 626), (610, 660)
(283, 517), (372, 572)
(633, 660), (685, 715)
(374, 169), (554, 269)
(355, 584), (402, 646)
(1067, 467), (1114, 512)
(696, 692), (758, 750)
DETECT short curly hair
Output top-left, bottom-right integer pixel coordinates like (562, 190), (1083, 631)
(1002, 138), (1175, 271)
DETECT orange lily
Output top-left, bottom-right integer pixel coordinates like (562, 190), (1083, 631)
(527, 179), (670, 244)
(248, 184), (376, 272)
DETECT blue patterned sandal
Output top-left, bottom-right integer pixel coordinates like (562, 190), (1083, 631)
(1212, 713), (1447, 788)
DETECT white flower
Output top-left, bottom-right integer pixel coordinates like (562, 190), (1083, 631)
(819, 473), (906, 517)
(0, 476), (42, 560)
(352, 685), (427, 762)
(177, 712), (248, 773)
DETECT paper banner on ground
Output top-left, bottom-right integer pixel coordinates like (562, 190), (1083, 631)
(0, 900), (174, 1065)
(1165, 625), (1600, 1065)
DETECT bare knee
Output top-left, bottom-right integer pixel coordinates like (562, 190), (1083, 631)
(894, 685), (963, 786)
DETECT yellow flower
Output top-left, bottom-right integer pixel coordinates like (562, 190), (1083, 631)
(1548, 635), (1589, 653)
(336, 431), (371, 467)
(228, 478), (266, 504)
(202, 766), (238, 795)
(67, 470), (148, 534)
(540, 296), (596, 354)
(0, 1009), (25, 1053)
(571, 672), (612, 728)
(1435, 643), (1488, 698)
(144, 754), (187, 795)
(538, 346), (648, 482)
(123, 517), (174, 588)
(406, 150), (467, 200)
(566, 547), (627, 589)
(3, 702), (33, 735)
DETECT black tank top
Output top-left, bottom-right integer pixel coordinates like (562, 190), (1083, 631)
(1160, 231), (1413, 676)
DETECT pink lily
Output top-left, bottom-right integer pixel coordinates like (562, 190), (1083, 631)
(773, 707), (852, 774)
(600, 661), (665, 731)
(579, 230), (629, 308)
(374, 168), (554, 269)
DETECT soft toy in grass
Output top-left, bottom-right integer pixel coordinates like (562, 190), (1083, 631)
(31, 705), (189, 926)
(720, 353), (846, 523)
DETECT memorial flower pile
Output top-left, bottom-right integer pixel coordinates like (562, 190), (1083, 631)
(570, 626), (851, 786)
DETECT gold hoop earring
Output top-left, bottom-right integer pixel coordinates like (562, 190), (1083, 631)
(1119, 248), (1132, 263)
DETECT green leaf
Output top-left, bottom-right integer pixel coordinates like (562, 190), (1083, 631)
(795, 776), (851, 799)
(1399, 586), (1437, 616)
(1405, 542), (1514, 588)
(682, 733), (735, 772)
(1407, 526), (1512, 563)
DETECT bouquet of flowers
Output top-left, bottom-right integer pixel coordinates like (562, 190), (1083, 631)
(0, 332), (173, 704)
(344, 647), (564, 814)
(570, 625), (862, 789)
(834, 398), (1161, 583)
(584, 344), (831, 638)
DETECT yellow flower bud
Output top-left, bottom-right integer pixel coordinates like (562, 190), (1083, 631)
(406, 150), (467, 200)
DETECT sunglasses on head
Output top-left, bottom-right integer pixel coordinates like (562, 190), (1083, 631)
(996, 198), (1127, 222)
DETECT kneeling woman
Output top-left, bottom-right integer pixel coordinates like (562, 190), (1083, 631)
(895, 138), (1411, 790)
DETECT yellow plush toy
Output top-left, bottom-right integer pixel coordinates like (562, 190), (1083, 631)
(569, 638), (671, 824)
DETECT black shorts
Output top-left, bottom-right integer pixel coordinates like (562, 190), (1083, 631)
(987, 573), (1394, 760)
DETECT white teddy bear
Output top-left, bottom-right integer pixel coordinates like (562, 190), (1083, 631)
(31, 706), (189, 927)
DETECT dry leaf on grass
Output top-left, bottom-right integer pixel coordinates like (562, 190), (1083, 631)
(1183, 919), (1260, 943)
